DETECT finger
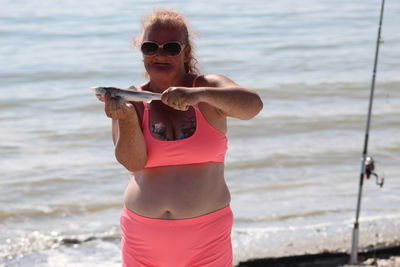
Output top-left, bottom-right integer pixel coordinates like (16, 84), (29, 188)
(108, 98), (118, 119)
(105, 92), (111, 103)
(179, 105), (189, 111)
(168, 98), (180, 109)
(104, 93), (112, 117)
(172, 103), (185, 111)
(112, 97), (121, 113)
(117, 98), (129, 118)
(105, 107), (111, 118)
(118, 98), (133, 118)
(161, 88), (170, 104)
(125, 102), (134, 109)
(105, 108), (112, 118)
(96, 94), (105, 102)
(116, 105), (124, 119)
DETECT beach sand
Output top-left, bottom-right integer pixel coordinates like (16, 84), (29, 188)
(237, 244), (400, 267)
(344, 257), (400, 267)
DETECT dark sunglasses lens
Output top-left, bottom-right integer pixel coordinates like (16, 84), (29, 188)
(141, 42), (158, 55)
(163, 42), (182, 56)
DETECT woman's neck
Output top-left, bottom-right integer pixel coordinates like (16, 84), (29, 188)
(148, 73), (190, 93)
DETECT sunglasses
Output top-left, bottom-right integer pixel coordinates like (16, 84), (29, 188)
(140, 41), (186, 57)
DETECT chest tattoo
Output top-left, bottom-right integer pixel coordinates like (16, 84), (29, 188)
(151, 116), (196, 140)
(151, 123), (170, 141)
(179, 116), (196, 139)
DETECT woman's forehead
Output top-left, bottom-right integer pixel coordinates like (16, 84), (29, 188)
(144, 25), (185, 42)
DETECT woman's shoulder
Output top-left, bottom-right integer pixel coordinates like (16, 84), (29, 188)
(195, 74), (237, 88)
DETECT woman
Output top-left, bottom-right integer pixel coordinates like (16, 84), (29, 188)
(104, 10), (263, 267)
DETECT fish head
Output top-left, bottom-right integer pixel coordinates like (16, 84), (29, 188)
(90, 87), (106, 102)
(91, 87), (120, 102)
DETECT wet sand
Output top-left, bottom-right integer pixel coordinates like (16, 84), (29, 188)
(237, 243), (400, 267)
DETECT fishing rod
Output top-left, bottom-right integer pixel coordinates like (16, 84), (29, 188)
(350, 0), (386, 264)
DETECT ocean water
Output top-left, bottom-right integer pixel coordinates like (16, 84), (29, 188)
(1, 0), (400, 266)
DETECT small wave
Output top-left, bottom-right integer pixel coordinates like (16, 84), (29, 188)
(53, 103), (104, 113)
(227, 150), (360, 170)
(8, 177), (80, 187)
(232, 182), (317, 194)
(0, 202), (122, 220)
(0, 70), (130, 84)
(0, 145), (21, 153)
(0, 228), (120, 259)
(235, 209), (348, 223)
(270, 43), (339, 52)
(255, 80), (400, 98)
(42, 130), (108, 142)
(0, 101), (27, 109)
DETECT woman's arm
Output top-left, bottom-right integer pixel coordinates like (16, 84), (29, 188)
(105, 95), (147, 171)
(113, 117), (147, 171)
(162, 74), (263, 120)
(197, 74), (263, 120)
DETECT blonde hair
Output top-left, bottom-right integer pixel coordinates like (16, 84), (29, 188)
(134, 9), (200, 75)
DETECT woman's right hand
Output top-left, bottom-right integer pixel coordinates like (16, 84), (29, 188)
(104, 93), (137, 121)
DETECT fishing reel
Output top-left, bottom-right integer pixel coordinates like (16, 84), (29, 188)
(364, 156), (384, 187)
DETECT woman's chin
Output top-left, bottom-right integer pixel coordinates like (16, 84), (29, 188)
(147, 66), (177, 77)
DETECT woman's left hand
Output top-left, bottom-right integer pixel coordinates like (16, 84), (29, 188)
(161, 87), (202, 111)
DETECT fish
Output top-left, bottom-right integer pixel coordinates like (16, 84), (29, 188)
(91, 86), (161, 102)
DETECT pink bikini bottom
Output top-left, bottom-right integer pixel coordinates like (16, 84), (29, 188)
(120, 205), (233, 267)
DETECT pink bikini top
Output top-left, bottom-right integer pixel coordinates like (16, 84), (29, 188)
(137, 77), (228, 168)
